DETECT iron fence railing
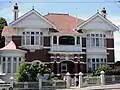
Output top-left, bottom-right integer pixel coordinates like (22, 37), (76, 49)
(82, 76), (101, 87)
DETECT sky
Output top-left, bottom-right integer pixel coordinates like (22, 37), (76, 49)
(0, 0), (120, 62)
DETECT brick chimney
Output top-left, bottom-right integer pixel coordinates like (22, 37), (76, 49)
(13, 3), (19, 21)
(101, 7), (107, 18)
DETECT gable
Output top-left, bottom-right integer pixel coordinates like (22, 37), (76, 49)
(10, 10), (56, 28)
(77, 13), (118, 31)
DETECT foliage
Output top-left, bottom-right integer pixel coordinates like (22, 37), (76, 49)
(17, 61), (52, 82)
(0, 17), (7, 29)
(95, 65), (112, 76)
(0, 17), (7, 48)
(48, 77), (58, 81)
(17, 60), (27, 82)
(110, 66), (120, 75)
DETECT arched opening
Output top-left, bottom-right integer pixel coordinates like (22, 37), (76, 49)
(59, 36), (75, 45)
(60, 61), (74, 74)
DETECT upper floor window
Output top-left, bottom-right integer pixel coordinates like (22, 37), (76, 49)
(86, 34), (106, 47)
(53, 36), (57, 44)
(59, 36), (75, 45)
(22, 31), (43, 45)
(77, 36), (80, 45)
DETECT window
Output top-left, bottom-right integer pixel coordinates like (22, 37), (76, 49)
(59, 36), (75, 45)
(87, 57), (107, 72)
(13, 57), (17, 73)
(77, 36), (80, 45)
(86, 34), (106, 47)
(86, 34), (90, 46)
(96, 58), (99, 62)
(43, 37), (50, 46)
(7, 57), (11, 73)
(22, 31), (42, 45)
(104, 59), (107, 62)
(96, 38), (99, 46)
(91, 38), (95, 46)
(31, 36), (34, 45)
(101, 59), (103, 62)
(92, 58), (95, 62)
(88, 58), (91, 63)
(19, 57), (21, 65)
(3, 57), (6, 73)
(92, 64), (95, 71)
(26, 36), (30, 45)
(53, 36), (57, 44)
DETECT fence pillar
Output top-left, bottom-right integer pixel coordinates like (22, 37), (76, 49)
(24, 82), (28, 89)
(78, 72), (83, 88)
(100, 71), (105, 85)
(75, 73), (78, 86)
(66, 72), (70, 89)
(38, 74), (42, 90)
(9, 76), (14, 88)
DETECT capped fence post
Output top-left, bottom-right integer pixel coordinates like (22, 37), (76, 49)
(9, 76), (14, 88)
(38, 74), (42, 90)
(79, 72), (83, 88)
(24, 82), (28, 89)
(75, 73), (78, 86)
(100, 70), (105, 85)
(66, 72), (70, 89)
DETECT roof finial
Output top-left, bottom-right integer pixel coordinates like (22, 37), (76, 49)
(97, 9), (99, 13)
(32, 6), (34, 10)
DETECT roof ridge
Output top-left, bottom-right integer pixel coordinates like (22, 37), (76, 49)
(47, 13), (69, 15)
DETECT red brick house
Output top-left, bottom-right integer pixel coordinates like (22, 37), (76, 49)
(0, 4), (118, 81)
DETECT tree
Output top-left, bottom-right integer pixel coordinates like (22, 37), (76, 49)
(17, 60), (27, 82)
(95, 65), (112, 76)
(0, 17), (7, 48)
(17, 61), (52, 82)
(0, 17), (7, 30)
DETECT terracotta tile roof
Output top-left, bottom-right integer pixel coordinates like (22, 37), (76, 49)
(44, 13), (84, 34)
(0, 40), (16, 50)
(0, 40), (27, 53)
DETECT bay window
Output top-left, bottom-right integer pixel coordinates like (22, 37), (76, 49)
(87, 58), (107, 72)
(0, 56), (23, 74)
(86, 34), (106, 47)
(22, 31), (43, 45)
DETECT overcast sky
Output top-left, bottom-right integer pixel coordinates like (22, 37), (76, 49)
(0, 0), (120, 62)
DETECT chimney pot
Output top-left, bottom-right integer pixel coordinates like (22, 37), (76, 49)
(101, 7), (107, 18)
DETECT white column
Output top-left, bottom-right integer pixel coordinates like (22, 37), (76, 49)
(1, 57), (3, 73)
(17, 57), (19, 70)
(80, 36), (82, 47)
(79, 72), (83, 88)
(100, 71), (105, 85)
(75, 36), (77, 46)
(57, 36), (59, 45)
(51, 36), (53, 45)
(5, 57), (7, 73)
(11, 57), (13, 74)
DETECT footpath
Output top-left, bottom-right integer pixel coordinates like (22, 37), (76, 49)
(57, 84), (120, 90)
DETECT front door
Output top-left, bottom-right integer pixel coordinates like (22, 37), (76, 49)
(60, 61), (74, 74)
(61, 63), (67, 74)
